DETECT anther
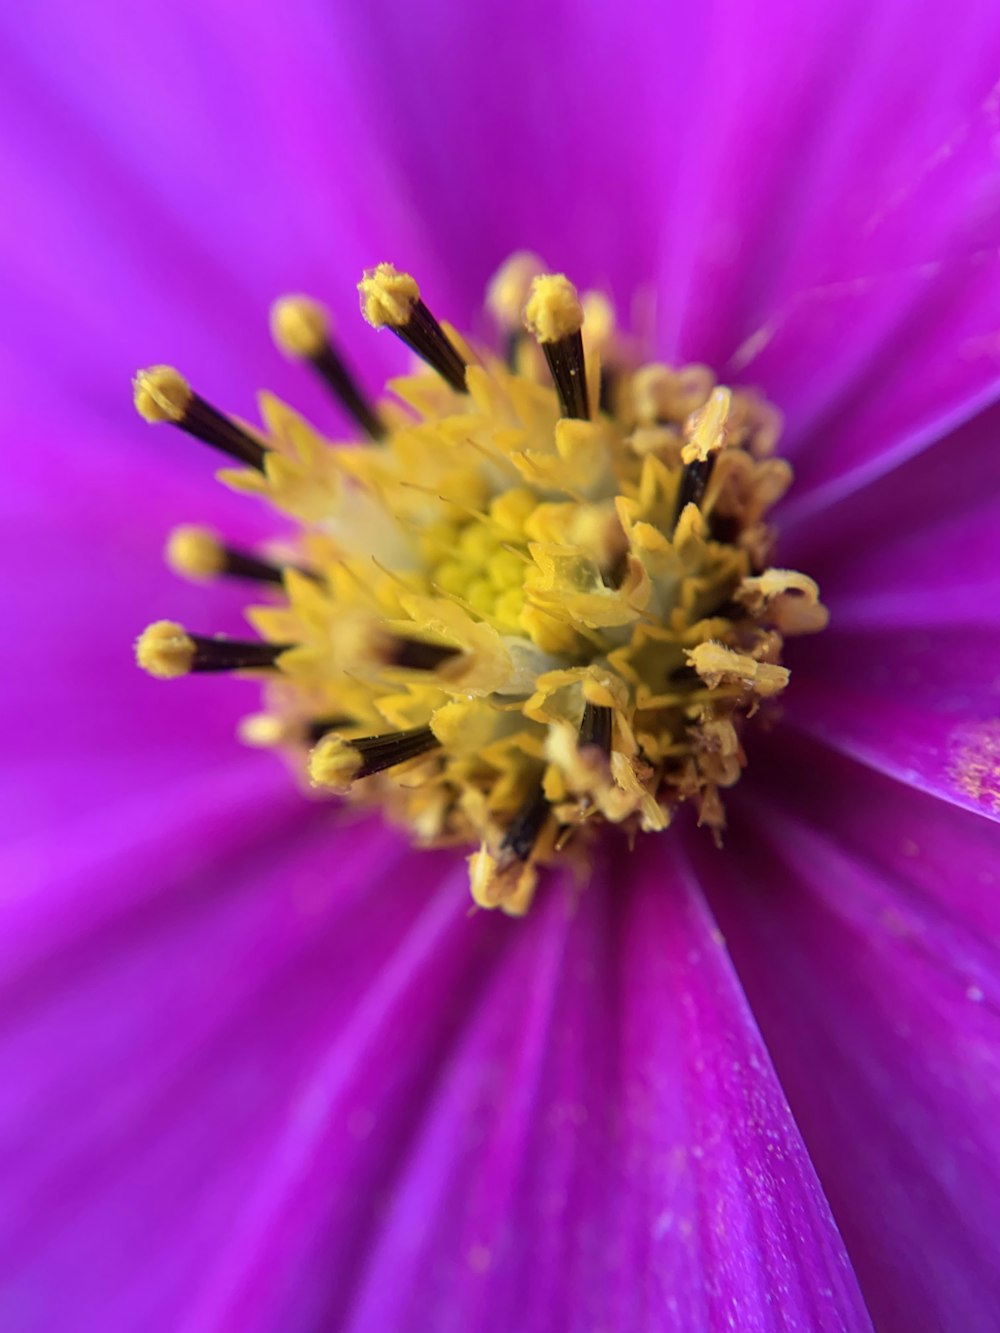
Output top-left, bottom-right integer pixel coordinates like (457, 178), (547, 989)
(309, 725), (440, 791)
(578, 702), (613, 756)
(523, 274), (590, 420)
(487, 251), (546, 367)
(132, 367), (268, 471)
(136, 620), (292, 679)
(166, 526), (287, 586)
(271, 296), (385, 440)
(358, 263), (468, 392)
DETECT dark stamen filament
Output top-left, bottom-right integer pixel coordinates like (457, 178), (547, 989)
(383, 636), (462, 672)
(542, 330), (590, 420)
(351, 726), (440, 778)
(188, 635), (292, 672)
(392, 300), (469, 392)
(500, 783), (551, 863)
(578, 702), (613, 756)
(175, 395), (267, 471)
(674, 456), (716, 526)
(310, 343), (385, 440)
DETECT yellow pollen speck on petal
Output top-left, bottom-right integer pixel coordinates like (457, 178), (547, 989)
(270, 296), (329, 359)
(486, 251), (547, 328)
(308, 735), (363, 791)
(523, 274), (584, 343)
(166, 525), (225, 580)
(358, 263), (420, 328)
(133, 366), (191, 423)
(136, 620), (195, 679)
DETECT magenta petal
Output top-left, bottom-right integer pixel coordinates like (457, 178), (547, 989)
(785, 626), (1000, 822)
(783, 397), (1000, 630)
(195, 847), (871, 1333)
(695, 732), (1000, 1332)
(656, 2), (1000, 506)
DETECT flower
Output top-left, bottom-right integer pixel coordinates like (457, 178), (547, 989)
(4, 2), (1000, 1330)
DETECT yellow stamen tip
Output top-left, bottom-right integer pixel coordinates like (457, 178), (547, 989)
(238, 713), (289, 747)
(165, 525), (225, 580)
(486, 251), (547, 328)
(358, 263), (420, 329)
(523, 274), (584, 344)
(270, 295), (329, 359)
(308, 735), (363, 791)
(136, 620), (195, 679)
(133, 366), (191, 424)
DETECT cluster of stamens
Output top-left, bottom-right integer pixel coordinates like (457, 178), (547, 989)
(134, 254), (827, 915)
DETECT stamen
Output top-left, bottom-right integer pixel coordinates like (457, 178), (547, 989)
(523, 274), (590, 420)
(166, 525), (287, 585)
(578, 702), (613, 756)
(271, 296), (385, 440)
(136, 620), (291, 679)
(358, 263), (468, 392)
(132, 367), (267, 471)
(309, 725), (440, 791)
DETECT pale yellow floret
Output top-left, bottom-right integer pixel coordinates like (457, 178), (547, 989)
(486, 252), (547, 328)
(523, 274), (584, 344)
(308, 735), (363, 791)
(358, 263), (420, 328)
(133, 366), (191, 423)
(166, 525), (226, 580)
(270, 296), (329, 359)
(681, 387), (732, 464)
(136, 620), (196, 679)
(736, 569), (830, 634)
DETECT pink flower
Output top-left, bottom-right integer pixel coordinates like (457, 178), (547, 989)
(4, 1), (1000, 1329)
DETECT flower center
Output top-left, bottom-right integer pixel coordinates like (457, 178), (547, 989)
(133, 254), (827, 915)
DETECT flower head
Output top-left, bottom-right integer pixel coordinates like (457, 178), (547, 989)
(6, 3), (1000, 1331)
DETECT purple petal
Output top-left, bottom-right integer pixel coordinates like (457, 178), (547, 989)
(784, 626), (1000, 822)
(652, 1), (1000, 507)
(0, 832), (871, 1331)
(193, 845), (870, 1333)
(693, 731), (1000, 1331)
(783, 397), (1000, 630)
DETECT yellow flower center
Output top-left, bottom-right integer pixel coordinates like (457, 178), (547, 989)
(133, 254), (828, 915)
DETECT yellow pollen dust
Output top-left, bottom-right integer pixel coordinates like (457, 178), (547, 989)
(133, 255), (828, 915)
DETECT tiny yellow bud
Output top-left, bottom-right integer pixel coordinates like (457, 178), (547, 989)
(135, 620), (196, 679)
(270, 296), (329, 359)
(485, 251), (546, 328)
(308, 735), (363, 791)
(165, 525), (225, 581)
(133, 366), (191, 424)
(358, 263), (420, 329)
(523, 274), (584, 344)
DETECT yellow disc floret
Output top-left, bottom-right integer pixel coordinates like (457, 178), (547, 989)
(133, 254), (828, 913)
